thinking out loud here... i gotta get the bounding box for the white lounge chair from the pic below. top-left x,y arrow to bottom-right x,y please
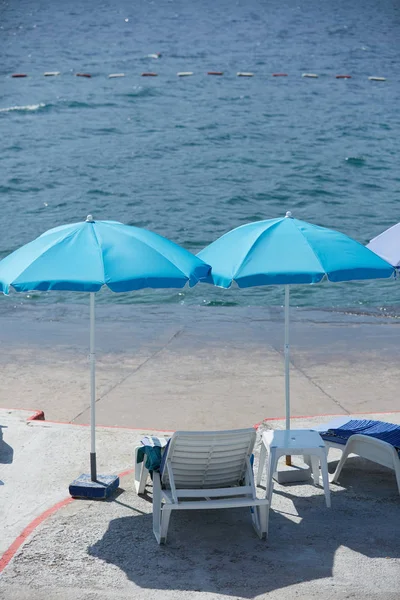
140,428 -> 269,544
315,416 -> 400,494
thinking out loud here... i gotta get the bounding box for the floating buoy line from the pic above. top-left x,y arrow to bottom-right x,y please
8,71 -> 387,81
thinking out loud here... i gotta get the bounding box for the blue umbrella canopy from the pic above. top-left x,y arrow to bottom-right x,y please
198,212 -> 394,438
0,216 -> 210,293
198,212 -> 394,287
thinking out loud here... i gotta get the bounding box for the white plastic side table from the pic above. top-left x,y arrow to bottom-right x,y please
256,429 -> 331,507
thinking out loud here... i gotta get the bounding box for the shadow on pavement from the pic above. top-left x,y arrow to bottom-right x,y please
0,425 -> 13,465
88,463 -> 400,598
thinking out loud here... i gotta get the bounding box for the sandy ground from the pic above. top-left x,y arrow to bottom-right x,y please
0,412 -> 399,600
0,304 -> 399,430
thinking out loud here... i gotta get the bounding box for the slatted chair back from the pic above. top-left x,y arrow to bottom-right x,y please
160,428 -> 256,490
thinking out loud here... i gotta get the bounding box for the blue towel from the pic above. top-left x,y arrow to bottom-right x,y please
136,445 -> 163,474
137,436 -> 170,474
321,419 -> 400,457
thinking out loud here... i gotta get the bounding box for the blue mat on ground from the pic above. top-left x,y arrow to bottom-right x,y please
321,419 -> 400,457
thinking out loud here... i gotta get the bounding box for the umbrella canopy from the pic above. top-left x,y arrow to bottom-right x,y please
0,216 -> 211,481
367,222 -> 400,267
198,212 -> 394,430
0,216 -> 209,293
198,212 -> 394,288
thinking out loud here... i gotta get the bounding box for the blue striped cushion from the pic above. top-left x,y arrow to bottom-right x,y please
321,419 -> 400,457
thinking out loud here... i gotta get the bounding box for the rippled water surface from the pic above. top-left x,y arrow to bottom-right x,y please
1,0 -> 400,311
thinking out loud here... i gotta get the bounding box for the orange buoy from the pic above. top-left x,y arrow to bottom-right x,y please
207,71 -> 223,75
76,73 -> 92,78
272,73 -> 288,77
11,73 -> 27,78
141,72 -> 158,76
336,75 -> 352,79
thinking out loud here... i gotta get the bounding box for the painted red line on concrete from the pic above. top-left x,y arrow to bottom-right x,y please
1,407 -> 174,434
40,419 -> 175,434
0,498 -> 74,573
3,405 -> 400,435
118,467 -> 135,479
1,407 -> 46,421
253,410 -> 400,430
0,467 -> 134,573
28,410 -> 45,421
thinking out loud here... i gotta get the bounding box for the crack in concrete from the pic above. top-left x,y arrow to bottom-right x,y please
270,344 -> 350,415
70,328 -> 185,424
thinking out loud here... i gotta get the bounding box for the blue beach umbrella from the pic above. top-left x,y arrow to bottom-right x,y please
198,211 -> 394,430
0,215 -> 210,482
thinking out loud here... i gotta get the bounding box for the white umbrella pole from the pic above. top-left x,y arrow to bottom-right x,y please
90,292 -> 97,481
284,285 -> 290,430
284,285 -> 291,466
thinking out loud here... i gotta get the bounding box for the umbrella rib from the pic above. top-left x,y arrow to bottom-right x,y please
89,224 -> 106,284
2,228 -> 81,292
294,225 -> 328,279
233,220 -> 283,282
120,230 -> 190,282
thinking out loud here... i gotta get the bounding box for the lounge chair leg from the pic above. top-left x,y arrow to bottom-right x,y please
394,461 -> 400,496
330,446 -> 351,483
160,506 -> 172,544
252,504 -> 268,540
152,472 -> 163,544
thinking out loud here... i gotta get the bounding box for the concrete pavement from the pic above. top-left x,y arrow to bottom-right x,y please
0,410 -> 399,599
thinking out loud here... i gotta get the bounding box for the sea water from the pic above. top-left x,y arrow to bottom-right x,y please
1,0 -> 400,314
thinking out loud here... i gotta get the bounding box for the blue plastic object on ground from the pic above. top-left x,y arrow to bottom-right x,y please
69,474 -> 120,499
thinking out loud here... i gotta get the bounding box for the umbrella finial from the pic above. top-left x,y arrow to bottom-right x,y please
86,215 -> 95,223
285,211 -> 293,218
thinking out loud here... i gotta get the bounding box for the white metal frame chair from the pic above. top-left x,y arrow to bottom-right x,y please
145,428 -> 269,544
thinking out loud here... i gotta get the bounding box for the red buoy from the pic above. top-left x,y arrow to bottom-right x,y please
207,71 -> 224,75
11,73 -> 27,78
76,73 -> 92,78
336,75 -> 352,79
141,72 -> 158,76
272,73 -> 288,77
